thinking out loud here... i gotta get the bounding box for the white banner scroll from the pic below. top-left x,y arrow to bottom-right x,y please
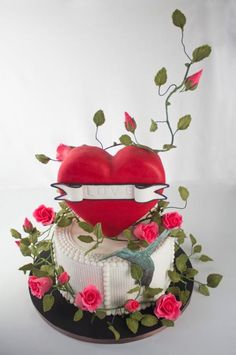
51,183 -> 168,203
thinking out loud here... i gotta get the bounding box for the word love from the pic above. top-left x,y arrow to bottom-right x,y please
52,183 -> 168,203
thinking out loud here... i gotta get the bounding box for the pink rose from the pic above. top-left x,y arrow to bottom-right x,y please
185,69 -> 203,90
58,271 -> 70,285
74,285 -> 103,312
28,276 -> 53,299
56,144 -> 74,161
33,204 -> 55,226
133,222 -> 159,244
161,212 -> 183,229
15,240 -> 21,247
124,112 -> 137,133
124,299 -> 140,313
154,293 -> 182,321
23,218 -> 33,233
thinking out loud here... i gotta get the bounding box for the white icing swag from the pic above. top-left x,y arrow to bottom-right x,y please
52,183 -> 168,203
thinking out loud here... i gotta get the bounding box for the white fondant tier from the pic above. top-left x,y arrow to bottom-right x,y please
53,220 -> 175,315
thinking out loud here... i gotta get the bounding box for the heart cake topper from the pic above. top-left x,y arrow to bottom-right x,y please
53,145 -> 167,237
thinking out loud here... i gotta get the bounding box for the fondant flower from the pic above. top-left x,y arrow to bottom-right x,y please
184,69 -> 203,90
154,293 -> 182,321
56,144 -> 74,161
28,276 -> 53,299
124,112 -> 137,133
33,205 -> 55,226
161,212 -> 183,229
124,299 -> 140,313
23,218 -> 33,233
74,285 -> 103,312
15,240 -> 21,247
58,271 -> 70,285
133,222 -> 159,244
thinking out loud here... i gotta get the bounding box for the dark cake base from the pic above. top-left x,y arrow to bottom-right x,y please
29,247 -> 193,343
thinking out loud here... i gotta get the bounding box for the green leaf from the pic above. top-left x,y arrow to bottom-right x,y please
32,268 -> 49,277
77,235 -> 94,243
154,67 -> 167,86
59,201 -> 67,210
123,229 -> 133,240
150,119 -> 158,132
78,221 -> 94,233
35,154 -> 50,164
119,134 -> 132,146
130,311 -> 143,321
192,45 -> 212,63
177,115 -> 191,130
167,286 -> 180,297
29,230 -> 40,244
19,243 -> 31,257
127,286 -> 140,294
130,263 -> 143,281
139,239 -> 149,248
172,9 -> 186,29
158,200 -> 169,210
94,223 -> 103,240
127,240 -> 140,251
126,318 -> 139,334
95,309 -> 106,319
57,217 -> 72,227
161,319 -> 174,327
163,144 -> 176,151
40,264 -> 55,277
185,267 -> 199,278
141,314 -> 158,327
37,241 -> 51,253
171,230 -> 186,244
198,284 -> 210,296
10,228 -> 21,239
207,274 -> 223,288
108,325 -> 120,341
57,265 -> 64,274
19,263 -> 34,273
175,254 -> 188,273
73,309 -> 83,321
168,270 -> 181,283
143,287 -> 163,298
43,294 -> 54,312
180,290 -> 190,305
178,186 -> 189,201
93,109 -> 105,126
193,244 -> 202,254
199,254 -> 213,262
189,234 -> 197,246
21,237 -> 31,246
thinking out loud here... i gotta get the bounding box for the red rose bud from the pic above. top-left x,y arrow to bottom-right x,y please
184,69 -> 203,91
23,218 -> 33,233
15,240 -> 21,247
56,144 -> 74,161
58,271 -> 70,285
124,112 -> 137,133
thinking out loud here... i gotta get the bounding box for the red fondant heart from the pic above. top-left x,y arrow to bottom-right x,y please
57,145 -> 166,237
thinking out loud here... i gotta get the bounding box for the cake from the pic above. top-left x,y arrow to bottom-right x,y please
11,9 -> 222,342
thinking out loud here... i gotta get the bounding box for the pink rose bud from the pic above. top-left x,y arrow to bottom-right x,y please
33,204 -> 55,226
56,144 -> 74,161
23,218 -> 33,233
28,276 -> 53,299
133,222 -> 159,244
74,285 -> 103,312
15,240 -> 21,247
161,212 -> 183,229
124,112 -> 137,133
184,69 -> 203,91
58,271 -> 70,285
154,293 -> 182,321
124,299 -> 140,313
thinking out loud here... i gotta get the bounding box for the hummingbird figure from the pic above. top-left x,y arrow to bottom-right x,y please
101,229 -> 170,287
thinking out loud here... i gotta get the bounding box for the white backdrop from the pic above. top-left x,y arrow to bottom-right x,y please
0,0 -> 236,189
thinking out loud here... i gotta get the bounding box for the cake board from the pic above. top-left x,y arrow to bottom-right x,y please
29,246 -> 194,344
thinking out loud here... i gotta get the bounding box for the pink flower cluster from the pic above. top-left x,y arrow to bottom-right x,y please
133,222 -> 159,244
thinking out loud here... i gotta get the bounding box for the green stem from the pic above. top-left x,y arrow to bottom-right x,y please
165,200 -> 187,210
95,126 -> 104,149
180,29 -> 192,61
104,143 -> 122,151
158,84 -> 177,96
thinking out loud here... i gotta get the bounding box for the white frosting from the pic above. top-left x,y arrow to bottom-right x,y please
53,220 -> 175,315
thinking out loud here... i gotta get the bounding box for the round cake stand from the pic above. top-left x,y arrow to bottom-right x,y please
29,247 -> 194,344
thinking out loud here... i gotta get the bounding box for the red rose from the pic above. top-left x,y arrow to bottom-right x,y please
124,112 -> 137,133
33,204 -> 55,226
133,222 -> 159,244
154,293 -> 182,321
58,271 -> 70,285
28,276 -> 53,299
162,212 -> 183,229
23,218 -> 33,233
124,299 -> 140,313
56,144 -> 74,161
74,285 -> 103,312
